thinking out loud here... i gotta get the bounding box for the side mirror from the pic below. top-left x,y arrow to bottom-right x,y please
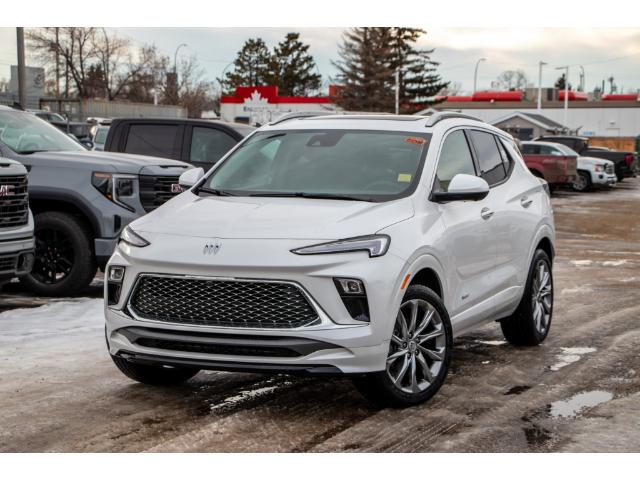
179,167 -> 205,189
81,139 -> 94,150
431,174 -> 489,203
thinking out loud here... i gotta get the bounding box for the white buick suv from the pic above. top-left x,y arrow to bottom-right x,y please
104,112 -> 555,407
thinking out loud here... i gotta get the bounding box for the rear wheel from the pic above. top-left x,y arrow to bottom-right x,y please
111,355 -> 200,385
353,285 -> 452,407
572,171 -> 591,192
20,211 -> 97,297
500,249 -> 553,346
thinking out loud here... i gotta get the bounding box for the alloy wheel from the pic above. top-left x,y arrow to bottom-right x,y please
531,260 -> 552,334
31,228 -> 75,284
386,299 -> 446,394
573,173 -> 588,191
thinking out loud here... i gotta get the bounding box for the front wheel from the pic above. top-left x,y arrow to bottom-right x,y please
572,171 -> 591,192
353,285 -> 453,407
500,249 -> 553,346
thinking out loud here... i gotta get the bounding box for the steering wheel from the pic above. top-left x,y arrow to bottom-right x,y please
362,180 -> 400,192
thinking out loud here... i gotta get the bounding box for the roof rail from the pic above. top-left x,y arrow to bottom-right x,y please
424,111 -> 483,127
269,110 -> 336,125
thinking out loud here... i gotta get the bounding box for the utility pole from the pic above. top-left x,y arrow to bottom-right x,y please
473,58 -> 486,93
16,28 -> 27,109
395,68 -> 400,115
537,61 -> 547,111
556,66 -> 569,128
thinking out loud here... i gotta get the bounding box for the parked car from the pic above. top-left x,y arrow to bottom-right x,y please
0,158 -> 35,287
534,135 -> 637,182
105,112 -> 555,407
28,109 -> 94,149
573,156 -> 617,192
104,118 -> 255,169
92,126 -> 110,151
0,105 -> 190,296
520,141 -> 578,189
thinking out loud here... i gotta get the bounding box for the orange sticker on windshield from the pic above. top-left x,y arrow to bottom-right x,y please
404,137 -> 426,145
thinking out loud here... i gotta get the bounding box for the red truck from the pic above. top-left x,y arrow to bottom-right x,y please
520,141 -> 578,189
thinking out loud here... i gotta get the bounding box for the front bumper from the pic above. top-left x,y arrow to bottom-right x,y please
104,235 -> 409,374
591,171 -> 617,187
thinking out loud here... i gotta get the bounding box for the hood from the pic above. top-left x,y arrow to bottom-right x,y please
132,192 -> 415,240
578,156 -> 613,167
25,150 -> 190,174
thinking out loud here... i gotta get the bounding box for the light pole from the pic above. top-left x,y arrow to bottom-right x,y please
395,68 -> 400,114
579,65 -> 585,92
537,61 -> 547,112
473,58 -> 486,93
174,43 -> 188,73
556,66 -> 569,128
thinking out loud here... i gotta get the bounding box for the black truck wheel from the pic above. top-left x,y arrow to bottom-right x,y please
20,211 -> 97,297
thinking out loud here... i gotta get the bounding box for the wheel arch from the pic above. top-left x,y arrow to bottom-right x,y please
29,192 -> 101,240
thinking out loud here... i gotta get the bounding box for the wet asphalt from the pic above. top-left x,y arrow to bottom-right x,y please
0,178 -> 639,452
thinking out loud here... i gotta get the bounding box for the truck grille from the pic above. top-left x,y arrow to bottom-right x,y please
138,175 -> 181,213
605,163 -> 614,174
0,252 -> 18,273
129,275 -> 319,329
0,174 -> 29,228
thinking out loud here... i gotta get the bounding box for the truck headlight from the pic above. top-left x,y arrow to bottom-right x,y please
119,226 -> 150,247
594,164 -> 605,172
291,235 -> 390,258
92,172 -> 136,212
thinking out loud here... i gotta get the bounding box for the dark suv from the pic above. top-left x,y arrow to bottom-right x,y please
104,118 -> 254,169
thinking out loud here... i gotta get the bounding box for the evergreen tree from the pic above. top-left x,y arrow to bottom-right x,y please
220,38 -> 274,94
555,73 -> 572,91
332,28 -> 395,112
271,33 -> 321,96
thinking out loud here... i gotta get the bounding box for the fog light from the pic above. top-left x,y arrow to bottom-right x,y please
108,266 -> 126,283
334,277 -> 370,322
335,278 -> 365,295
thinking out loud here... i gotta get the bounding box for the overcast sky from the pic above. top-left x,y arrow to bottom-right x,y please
1,27 -> 639,94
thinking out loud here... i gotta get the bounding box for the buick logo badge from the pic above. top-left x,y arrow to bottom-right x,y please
203,240 -> 222,255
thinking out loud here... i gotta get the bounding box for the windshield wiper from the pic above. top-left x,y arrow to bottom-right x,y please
248,192 -> 373,202
196,187 -> 238,197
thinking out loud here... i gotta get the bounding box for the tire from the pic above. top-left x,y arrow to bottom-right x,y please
572,171 -> 591,192
500,249 -> 553,346
20,211 -> 97,297
111,355 -> 200,386
352,285 -> 453,408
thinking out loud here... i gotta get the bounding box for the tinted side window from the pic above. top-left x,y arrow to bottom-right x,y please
124,124 -> 179,158
189,127 -> 237,165
496,137 -> 514,174
521,144 -> 539,155
434,130 -> 476,191
469,130 -> 507,186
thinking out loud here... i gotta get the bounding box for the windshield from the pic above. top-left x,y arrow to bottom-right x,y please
203,129 -> 431,202
94,127 -> 109,144
553,143 -> 579,156
0,110 -> 85,153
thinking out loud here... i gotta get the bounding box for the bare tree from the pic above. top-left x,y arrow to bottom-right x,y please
497,69 -> 528,91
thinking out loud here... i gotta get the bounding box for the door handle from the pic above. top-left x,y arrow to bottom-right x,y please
520,196 -> 533,208
480,207 -> 494,220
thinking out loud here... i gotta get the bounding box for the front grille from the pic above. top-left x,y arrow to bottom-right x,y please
0,252 -> 18,273
605,163 -> 614,174
135,338 -> 300,357
0,175 -> 29,228
129,275 -> 319,329
138,175 -> 180,213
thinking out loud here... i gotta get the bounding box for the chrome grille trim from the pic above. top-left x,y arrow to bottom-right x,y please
127,274 -> 324,330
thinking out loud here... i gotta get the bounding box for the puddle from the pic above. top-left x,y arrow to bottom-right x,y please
549,347 -> 597,371
505,385 -> 532,396
549,390 -> 613,418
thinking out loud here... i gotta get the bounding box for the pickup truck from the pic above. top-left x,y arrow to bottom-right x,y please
520,141 -> 578,189
0,105 -> 190,296
104,118 -> 254,169
534,135 -> 637,182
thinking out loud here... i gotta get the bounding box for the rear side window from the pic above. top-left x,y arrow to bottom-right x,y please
434,130 -> 476,191
495,137 -> 514,174
521,143 -> 539,155
124,124 -> 180,158
189,127 -> 237,165
469,130 -> 507,186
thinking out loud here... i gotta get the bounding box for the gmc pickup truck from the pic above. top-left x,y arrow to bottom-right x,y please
534,135 -> 637,182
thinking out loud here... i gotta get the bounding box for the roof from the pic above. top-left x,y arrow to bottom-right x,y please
490,111 -> 568,131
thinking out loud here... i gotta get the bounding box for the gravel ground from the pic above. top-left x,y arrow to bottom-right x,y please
1,179 -> 638,452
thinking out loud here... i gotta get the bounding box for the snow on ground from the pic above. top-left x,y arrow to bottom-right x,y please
0,299 -> 104,344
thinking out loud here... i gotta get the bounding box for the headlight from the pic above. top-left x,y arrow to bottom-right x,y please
92,172 -> 136,212
291,235 -> 390,258
119,226 -> 150,247
594,164 -> 605,172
